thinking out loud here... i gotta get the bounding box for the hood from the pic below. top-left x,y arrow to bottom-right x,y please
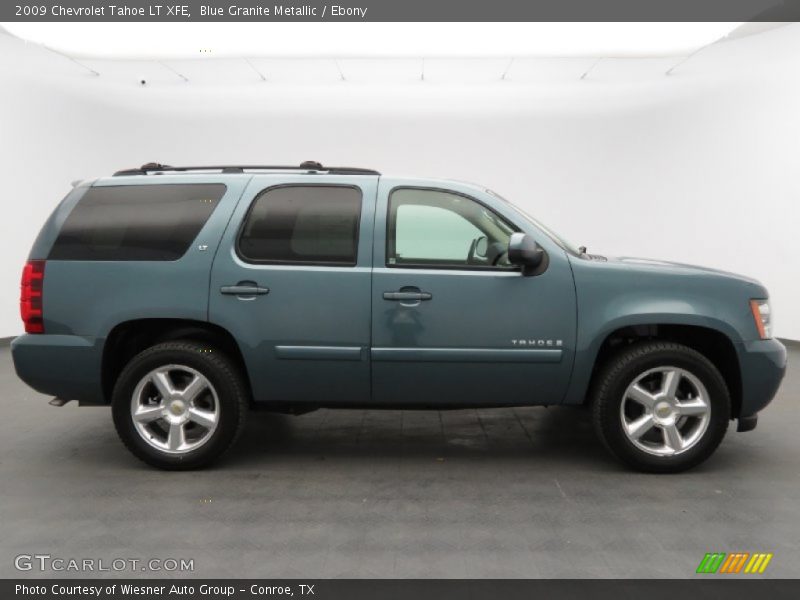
608,256 -> 762,286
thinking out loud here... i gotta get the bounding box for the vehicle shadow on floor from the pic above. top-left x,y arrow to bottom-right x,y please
39,403 -> 747,474
216,405 -> 750,474
219,407 -> 616,470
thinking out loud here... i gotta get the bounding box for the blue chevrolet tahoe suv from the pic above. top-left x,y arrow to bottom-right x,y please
12,162 -> 787,472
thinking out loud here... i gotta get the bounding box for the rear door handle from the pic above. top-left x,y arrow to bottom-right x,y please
383,291 -> 432,301
220,284 -> 270,296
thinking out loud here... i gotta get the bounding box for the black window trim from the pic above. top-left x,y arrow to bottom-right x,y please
235,183 -> 364,267
385,185 -> 529,273
48,182 -> 228,262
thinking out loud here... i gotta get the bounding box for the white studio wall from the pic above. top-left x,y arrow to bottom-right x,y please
1,24 -> 799,340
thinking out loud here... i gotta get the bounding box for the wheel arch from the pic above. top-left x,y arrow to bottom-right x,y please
568,319 -> 743,418
101,318 -> 251,405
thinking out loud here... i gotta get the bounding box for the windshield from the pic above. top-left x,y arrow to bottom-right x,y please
485,189 -> 582,256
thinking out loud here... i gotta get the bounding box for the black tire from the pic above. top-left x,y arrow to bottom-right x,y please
591,341 -> 730,473
111,341 -> 248,470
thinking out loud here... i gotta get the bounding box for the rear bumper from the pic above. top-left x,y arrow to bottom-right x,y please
11,334 -> 105,404
737,338 -> 787,419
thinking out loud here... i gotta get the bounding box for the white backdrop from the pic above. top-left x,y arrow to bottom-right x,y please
1,25 -> 799,339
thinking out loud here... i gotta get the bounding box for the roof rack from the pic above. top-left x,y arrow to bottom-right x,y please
113,161 -> 380,177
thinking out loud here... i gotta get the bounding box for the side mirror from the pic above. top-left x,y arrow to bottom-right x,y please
508,232 -> 545,274
474,236 -> 489,258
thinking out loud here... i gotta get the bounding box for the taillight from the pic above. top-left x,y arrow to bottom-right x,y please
20,260 -> 45,334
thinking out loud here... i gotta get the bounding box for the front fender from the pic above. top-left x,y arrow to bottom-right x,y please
562,312 -> 742,406
562,256 -> 762,406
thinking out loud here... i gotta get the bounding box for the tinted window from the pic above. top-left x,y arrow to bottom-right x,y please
387,188 -> 517,269
238,186 -> 362,265
50,184 -> 225,261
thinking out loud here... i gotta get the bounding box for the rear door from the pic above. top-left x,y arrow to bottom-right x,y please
209,174 -> 377,405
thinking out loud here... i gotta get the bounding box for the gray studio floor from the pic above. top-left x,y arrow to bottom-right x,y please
0,343 -> 797,579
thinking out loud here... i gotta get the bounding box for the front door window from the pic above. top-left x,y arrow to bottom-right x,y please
387,188 -> 517,270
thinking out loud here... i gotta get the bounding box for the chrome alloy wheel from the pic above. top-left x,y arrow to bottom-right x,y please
620,366 -> 711,457
130,365 -> 220,455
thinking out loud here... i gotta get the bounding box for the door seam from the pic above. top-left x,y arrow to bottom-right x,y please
368,176 -> 381,403
205,176 -> 254,322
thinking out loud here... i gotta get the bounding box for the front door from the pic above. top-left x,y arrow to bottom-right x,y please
209,175 -> 377,405
370,181 -> 576,406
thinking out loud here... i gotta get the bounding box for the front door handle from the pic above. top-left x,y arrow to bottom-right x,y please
221,284 -> 270,296
383,291 -> 432,301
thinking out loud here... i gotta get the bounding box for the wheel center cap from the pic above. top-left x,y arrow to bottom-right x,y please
654,401 -> 674,422
169,400 -> 186,416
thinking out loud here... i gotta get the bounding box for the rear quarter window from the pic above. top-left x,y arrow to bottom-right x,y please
49,183 -> 226,261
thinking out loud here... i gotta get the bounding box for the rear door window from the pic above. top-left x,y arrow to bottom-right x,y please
49,183 -> 225,261
237,185 -> 362,266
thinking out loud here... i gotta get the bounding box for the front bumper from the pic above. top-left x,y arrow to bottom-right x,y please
11,334 -> 105,404
737,414 -> 758,432
737,338 -> 787,420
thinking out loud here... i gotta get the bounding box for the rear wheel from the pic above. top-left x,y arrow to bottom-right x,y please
112,341 -> 248,470
591,342 -> 730,473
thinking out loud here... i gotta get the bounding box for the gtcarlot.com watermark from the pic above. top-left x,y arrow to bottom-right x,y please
14,554 -> 194,573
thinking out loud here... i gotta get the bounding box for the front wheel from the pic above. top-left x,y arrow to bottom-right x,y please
591,342 -> 730,473
112,341 -> 248,470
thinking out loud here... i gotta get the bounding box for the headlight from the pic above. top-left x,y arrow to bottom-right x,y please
750,299 -> 772,339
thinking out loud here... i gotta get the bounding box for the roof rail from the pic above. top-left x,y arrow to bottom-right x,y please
113,161 -> 380,177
